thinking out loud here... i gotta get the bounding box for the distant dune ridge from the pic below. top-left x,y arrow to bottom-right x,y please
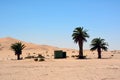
0,37 -> 59,50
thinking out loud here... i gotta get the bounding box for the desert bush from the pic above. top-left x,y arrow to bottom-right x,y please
25,55 -> 35,59
34,58 -> 38,61
71,55 -> 87,59
47,55 -> 49,57
36,54 -> 45,58
75,55 -> 79,57
72,51 -> 75,53
71,55 -> 75,58
111,55 -> 114,56
71,55 -> 79,58
46,51 -> 48,53
34,54 -> 45,62
33,53 -> 36,54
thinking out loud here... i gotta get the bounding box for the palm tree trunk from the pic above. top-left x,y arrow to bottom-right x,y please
79,41 -> 83,59
97,48 -> 101,59
17,54 -> 20,60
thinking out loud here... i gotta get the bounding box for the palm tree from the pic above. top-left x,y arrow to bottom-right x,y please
72,27 -> 89,59
11,42 -> 26,60
90,38 -> 108,59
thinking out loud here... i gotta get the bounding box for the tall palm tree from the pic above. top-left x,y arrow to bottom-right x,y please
90,38 -> 108,59
72,27 -> 89,59
11,42 -> 26,60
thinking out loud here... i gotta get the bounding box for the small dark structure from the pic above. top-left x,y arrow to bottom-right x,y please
54,50 -> 66,59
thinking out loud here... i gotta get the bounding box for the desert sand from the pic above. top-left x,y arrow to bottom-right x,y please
0,37 -> 120,80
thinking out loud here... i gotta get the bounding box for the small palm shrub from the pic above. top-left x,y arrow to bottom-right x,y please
10,42 -> 25,60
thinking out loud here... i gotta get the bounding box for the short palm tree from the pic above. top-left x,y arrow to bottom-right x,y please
11,42 -> 26,60
72,27 -> 89,59
90,38 -> 108,59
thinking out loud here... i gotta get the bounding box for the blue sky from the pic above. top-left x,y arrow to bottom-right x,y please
0,0 -> 120,50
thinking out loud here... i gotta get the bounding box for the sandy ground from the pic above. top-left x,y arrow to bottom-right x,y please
0,50 -> 120,80
0,58 -> 120,80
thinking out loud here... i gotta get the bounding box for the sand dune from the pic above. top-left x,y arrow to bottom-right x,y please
0,37 -> 59,50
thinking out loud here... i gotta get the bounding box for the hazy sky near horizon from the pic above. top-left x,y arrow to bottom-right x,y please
0,0 -> 120,50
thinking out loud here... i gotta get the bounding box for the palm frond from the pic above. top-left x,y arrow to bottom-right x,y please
90,46 -> 98,51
